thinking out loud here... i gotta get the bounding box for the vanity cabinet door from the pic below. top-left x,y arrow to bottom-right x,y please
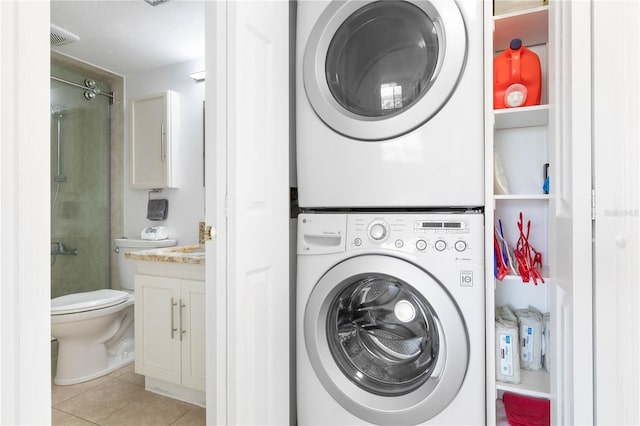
135,274 -> 182,385
180,279 -> 206,391
130,91 -> 179,189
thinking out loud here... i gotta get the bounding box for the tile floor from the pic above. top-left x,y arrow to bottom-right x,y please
52,363 -> 205,425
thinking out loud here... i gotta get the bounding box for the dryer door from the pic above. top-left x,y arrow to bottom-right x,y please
303,0 -> 467,141
304,255 -> 469,425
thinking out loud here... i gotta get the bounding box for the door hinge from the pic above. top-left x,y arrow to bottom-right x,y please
591,188 -> 596,221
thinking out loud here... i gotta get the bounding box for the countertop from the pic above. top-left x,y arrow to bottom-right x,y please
125,245 -> 205,265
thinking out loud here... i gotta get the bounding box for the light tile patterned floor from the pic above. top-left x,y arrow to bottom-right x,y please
52,364 -> 205,426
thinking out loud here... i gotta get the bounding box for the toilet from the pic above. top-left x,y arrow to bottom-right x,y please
51,238 -> 177,385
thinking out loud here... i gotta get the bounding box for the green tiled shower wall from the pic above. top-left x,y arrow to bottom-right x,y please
50,52 -> 124,298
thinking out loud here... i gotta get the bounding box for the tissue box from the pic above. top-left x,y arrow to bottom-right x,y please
141,226 -> 169,240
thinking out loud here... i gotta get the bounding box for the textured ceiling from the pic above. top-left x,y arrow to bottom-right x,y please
50,0 -> 205,76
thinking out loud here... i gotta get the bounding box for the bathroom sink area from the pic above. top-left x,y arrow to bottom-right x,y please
164,245 -> 205,254
125,244 -> 205,265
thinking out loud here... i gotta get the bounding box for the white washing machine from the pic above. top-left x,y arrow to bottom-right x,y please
297,212 -> 485,425
296,0 -> 484,208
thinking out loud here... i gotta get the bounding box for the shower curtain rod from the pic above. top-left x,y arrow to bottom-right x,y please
50,75 -> 114,100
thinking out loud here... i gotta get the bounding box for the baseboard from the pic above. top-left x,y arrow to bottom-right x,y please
145,376 -> 206,408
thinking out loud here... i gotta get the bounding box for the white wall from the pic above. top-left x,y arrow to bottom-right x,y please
124,59 -> 206,245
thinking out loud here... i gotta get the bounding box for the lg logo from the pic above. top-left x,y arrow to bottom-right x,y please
460,271 -> 473,287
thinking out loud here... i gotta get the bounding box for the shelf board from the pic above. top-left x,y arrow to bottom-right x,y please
494,105 -> 549,129
497,369 -> 550,399
499,265 -> 550,283
494,194 -> 550,200
494,6 -> 549,50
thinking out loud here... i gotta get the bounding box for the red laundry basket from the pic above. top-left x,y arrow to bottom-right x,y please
502,392 -> 550,426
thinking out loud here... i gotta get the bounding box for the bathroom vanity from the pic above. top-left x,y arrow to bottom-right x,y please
127,245 -> 205,407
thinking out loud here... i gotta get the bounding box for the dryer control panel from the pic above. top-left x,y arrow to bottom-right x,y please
346,213 -> 484,263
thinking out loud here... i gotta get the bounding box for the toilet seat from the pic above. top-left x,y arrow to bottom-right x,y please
52,289 -> 129,315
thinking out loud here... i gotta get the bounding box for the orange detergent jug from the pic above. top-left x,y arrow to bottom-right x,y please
494,39 -> 541,109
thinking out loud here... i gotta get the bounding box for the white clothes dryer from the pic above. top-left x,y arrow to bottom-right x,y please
296,0 -> 484,208
297,212 -> 485,425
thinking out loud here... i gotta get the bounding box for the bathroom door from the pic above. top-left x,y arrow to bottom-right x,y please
205,1 -> 290,424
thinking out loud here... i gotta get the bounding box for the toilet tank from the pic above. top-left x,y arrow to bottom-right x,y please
114,238 -> 177,291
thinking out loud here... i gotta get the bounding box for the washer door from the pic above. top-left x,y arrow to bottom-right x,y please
303,0 -> 468,141
304,255 -> 469,425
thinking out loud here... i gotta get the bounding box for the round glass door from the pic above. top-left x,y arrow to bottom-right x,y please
326,1 -> 439,118
327,275 -> 440,396
304,255 -> 469,424
303,0 -> 467,140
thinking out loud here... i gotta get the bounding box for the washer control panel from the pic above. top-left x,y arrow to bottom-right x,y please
346,213 -> 483,262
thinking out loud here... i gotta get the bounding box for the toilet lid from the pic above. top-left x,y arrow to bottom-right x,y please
51,289 -> 129,315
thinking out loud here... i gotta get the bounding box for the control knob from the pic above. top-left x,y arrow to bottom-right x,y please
368,221 -> 389,242
455,240 -> 467,252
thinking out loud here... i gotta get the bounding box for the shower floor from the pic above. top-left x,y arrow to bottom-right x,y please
51,364 -> 205,425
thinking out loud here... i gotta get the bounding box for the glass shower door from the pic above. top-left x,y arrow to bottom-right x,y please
50,64 -> 111,298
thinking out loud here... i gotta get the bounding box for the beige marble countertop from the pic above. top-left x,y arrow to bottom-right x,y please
125,245 -> 205,265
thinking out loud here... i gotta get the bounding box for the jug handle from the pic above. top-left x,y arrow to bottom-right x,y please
511,49 -> 522,81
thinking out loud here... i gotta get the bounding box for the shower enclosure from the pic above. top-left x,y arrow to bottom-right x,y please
50,62 -> 112,298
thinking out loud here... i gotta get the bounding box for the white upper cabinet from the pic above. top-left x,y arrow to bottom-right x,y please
130,90 -> 180,189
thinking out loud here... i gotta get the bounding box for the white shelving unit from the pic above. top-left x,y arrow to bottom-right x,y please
494,104 -> 549,129
485,2 -> 552,424
494,194 -> 549,200
497,369 -> 551,399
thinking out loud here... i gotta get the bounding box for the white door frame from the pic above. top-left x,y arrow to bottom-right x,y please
0,1 -> 51,424
204,1 -> 228,423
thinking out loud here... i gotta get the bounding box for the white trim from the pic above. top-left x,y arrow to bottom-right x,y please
0,1 -> 51,424
205,1 -> 228,424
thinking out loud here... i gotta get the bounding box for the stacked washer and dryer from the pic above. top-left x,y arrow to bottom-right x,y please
296,1 -> 486,425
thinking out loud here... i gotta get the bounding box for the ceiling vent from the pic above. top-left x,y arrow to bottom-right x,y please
50,24 -> 80,46
144,0 -> 170,6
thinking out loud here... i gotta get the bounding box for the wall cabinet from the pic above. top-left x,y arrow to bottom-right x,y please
130,90 -> 180,189
485,3 -> 552,423
135,274 -> 205,392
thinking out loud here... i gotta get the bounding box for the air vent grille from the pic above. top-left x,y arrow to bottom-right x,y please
50,24 -> 79,46
144,0 -> 170,5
